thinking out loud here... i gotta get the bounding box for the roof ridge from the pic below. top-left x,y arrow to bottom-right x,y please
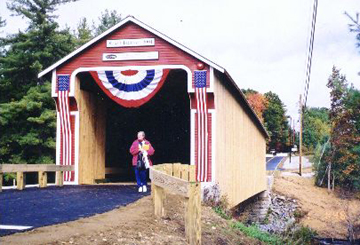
38,15 -> 224,78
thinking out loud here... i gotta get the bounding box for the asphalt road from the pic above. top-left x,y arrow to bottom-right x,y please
266,156 -> 285,171
0,185 -> 149,236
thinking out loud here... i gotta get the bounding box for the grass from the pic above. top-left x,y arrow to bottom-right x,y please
213,206 -> 283,244
213,205 -> 317,245
231,222 -> 283,244
213,206 -> 231,220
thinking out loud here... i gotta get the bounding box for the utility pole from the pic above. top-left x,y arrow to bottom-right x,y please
287,116 -> 292,163
289,119 -> 292,163
299,95 -> 303,176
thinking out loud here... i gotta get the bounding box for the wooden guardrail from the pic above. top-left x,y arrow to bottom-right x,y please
0,164 -> 74,191
150,163 -> 201,245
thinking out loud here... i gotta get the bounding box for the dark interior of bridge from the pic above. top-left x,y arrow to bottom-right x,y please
79,69 -> 190,182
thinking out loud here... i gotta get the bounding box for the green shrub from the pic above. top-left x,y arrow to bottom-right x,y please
285,226 -> 317,245
3,173 -> 16,185
231,222 -> 283,244
213,206 -> 231,220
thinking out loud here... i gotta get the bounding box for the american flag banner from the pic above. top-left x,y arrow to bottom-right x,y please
57,75 -> 72,181
194,70 -> 209,182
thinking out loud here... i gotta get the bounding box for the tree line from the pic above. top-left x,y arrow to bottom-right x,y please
0,0 -> 121,165
243,11 -> 360,191
1,0 -> 359,192
313,13 -> 360,191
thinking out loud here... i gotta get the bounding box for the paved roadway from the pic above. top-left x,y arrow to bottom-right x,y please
0,185 -> 149,236
266,156 -> 285,171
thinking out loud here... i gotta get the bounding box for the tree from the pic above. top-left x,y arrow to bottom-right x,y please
0,16 -> 5,29
0,15 -> 6,61
324,66 -> 360,190
263,91 -> 289,152
242,89 -> 289,151
0,0 -> 77,164
303,107 -> 330,152
7,0 -> 77,30
75,17 -> 93,47
242,89 -> 268,123
0,83 -> 56,163
75,10 -> 122,47
93,10 -> 121,36
345,12 -> 360,50
0,0 -> 77,102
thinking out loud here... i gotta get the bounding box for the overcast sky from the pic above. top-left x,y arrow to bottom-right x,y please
1,0 -> 359,128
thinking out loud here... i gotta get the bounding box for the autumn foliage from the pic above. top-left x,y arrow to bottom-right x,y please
244,92 -> 268,123
242,89 -> 289,152
322,67 -> 360,190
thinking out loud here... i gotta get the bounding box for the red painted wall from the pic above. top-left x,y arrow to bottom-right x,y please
56,22 -> 210,87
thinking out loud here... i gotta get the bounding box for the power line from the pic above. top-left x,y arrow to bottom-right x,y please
303,0 -> 319,109
298,0 -> 319,176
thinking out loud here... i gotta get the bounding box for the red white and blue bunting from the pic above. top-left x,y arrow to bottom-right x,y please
90,69 -> 169,108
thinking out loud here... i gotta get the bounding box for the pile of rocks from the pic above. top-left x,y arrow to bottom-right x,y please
248,193 -> 299,234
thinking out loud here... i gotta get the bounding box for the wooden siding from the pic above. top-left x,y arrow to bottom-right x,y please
214,71 -> 266,207
74,76 -> 106,184
56,22 -> 209,86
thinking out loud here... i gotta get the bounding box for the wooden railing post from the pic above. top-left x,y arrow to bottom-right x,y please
185,182 -> 201,245
189,165 -> 196,182
150,164 -> 201,245
180,165 -> 189,180
17,172 -> 25,190
153,184 -> 165,217
56,171 -> 64,187
38,171 -> 47,188
173,163 -> 181,178
0,173 -> 3,192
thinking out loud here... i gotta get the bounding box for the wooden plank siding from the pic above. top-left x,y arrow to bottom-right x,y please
74,76 -> 106,184
214,71 -> 266,207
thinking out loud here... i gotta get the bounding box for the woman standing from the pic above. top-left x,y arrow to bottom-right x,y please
129,131 -> 155,192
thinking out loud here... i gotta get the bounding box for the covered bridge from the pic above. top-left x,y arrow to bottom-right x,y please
38,16 -> 268,207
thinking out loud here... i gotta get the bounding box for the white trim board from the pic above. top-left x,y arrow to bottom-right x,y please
68,65 -> 193,97
38,16 -> 224,78
190,109 -> 196,166
208,66 -> 214,93
0,225 -> 33,230
68,65 -> 192,183
51,69 -> 57,97
56,110 -> 60,166
208,109 -> 216,183
72,111 -> 79,185
2,183 -> 57,190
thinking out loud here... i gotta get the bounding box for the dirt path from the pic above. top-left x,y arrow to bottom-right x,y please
2,194 -> 262,245
273,174 -> 360,239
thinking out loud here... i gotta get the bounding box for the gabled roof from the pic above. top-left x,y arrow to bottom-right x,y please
38,15 -> 224,78
38,15 -> 268,138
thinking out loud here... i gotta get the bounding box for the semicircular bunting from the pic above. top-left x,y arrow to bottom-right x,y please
90,68 -> 169,108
